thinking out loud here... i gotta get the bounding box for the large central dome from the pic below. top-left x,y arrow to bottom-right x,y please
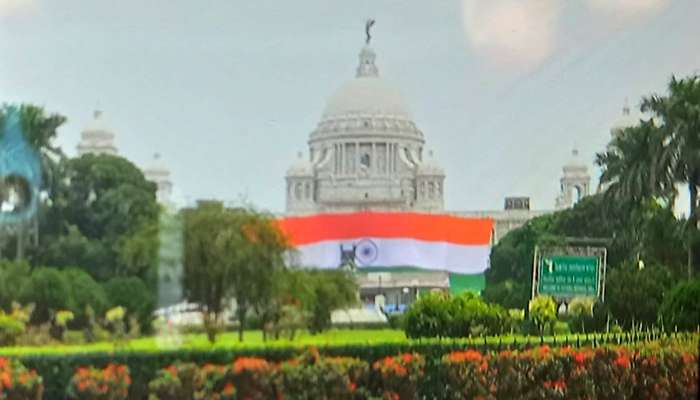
310,46 -> 422,143
322,74 -> 412,120
287,33 -> 444,214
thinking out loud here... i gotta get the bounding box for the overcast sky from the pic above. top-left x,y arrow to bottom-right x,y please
2,0 -> 699,212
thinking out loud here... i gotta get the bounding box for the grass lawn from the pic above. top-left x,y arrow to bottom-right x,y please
0,328 -> 667,357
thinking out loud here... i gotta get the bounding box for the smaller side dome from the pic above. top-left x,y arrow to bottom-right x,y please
286,151 -> 314,177
417,150 -> 445,176
611,102 -> 639,137
562,148 -> 589,176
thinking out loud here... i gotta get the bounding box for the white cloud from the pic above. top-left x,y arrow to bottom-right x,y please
588,0 -> 670,18
462,0 -> 562,71
0,0 -> 36,19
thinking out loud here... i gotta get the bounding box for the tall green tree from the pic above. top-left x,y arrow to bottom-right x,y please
183,202 -> 290,342
641,75 -> 700,278
32,154 -> 159,281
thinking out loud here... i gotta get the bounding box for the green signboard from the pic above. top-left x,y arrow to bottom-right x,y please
538,255 -> 599,298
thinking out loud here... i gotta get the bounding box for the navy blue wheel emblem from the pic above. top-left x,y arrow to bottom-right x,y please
355,239 -> 378,265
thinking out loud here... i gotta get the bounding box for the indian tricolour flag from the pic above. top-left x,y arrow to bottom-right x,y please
279,212 -> 493,275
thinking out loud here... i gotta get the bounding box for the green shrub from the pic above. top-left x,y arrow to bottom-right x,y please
63,268 -> 108,329
553,321 -> 570,335
278,349 -> 369,399
0,260 -> 30,311
0,311 -> 25,346
567,297 -> 596,333
104,277 -> 155,333
20,267 -> 72,324
605,263 -> 674,329
0,357 -> 44,399
148,362 -> 198,400
404,292 -> 451,339
660,278 -> 700,331
528,296 -> 557,335
404,292 -> 508,339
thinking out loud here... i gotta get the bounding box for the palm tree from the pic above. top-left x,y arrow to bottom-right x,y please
641,75 -> 700,279
596,120 -> 675,262
597,120 -> 673,206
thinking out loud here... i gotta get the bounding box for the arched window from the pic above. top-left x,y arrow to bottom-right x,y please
428,182 -> 435,199
360,153 -> 371,169
571,185 -> 583,205
294,183 -> 302,200
304,183 -> 311,199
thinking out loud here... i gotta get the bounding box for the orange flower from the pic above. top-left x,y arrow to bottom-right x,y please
401,353 -> 414,363
553,379 -> 566,391
448,350 -> 483,363
1,371 -> 12,389
223,383 -> 235,395
559,346 -> 573,356
574,352 -> 586,366
348,382 -> 357,392
233,357 -> 269,373
614,355 -> 630,369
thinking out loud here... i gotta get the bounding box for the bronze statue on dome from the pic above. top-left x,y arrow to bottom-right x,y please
365,18 -> 375,45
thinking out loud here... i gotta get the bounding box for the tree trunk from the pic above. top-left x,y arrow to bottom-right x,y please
688,182 -> 697,280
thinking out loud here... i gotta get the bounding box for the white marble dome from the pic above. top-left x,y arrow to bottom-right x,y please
322,75 -> 412,120
417,150 -> 444,176
310,46 -> 423,144
611,104 -> 640,137
82,110 -> 115,137
77,110 -> 118,156
286,152 -> 314,177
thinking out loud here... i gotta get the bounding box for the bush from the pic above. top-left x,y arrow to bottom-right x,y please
66,364 -> 131,400
404,292 -> 451,339
16,335 -> 699,399
372,353 -> 425,400
660,278 -> 700,331
103,277 -> 155,332
0,260 -> 30,311
404,292 -> 508,339
605,263 -> 674,329
566,297 -> 596,334
20,267 -> 72,324
0,311 -> 25,346
148,362 -> 198,400
0,357 -> 43,399
63,268 -> 109,329
278,348 -> 369,399
528,296 -> 557,335
442,344 -> 698,399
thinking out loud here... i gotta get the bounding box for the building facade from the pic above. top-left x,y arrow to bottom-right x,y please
286,45 -> 445,214
285,40 -> 590,245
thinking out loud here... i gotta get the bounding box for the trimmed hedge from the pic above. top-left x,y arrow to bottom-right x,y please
10,333 -> 699,399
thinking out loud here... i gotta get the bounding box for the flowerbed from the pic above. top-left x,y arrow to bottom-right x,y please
148,349 -> 389,400
0,357 -> 43,400
66,364 -> 131,400
5,336 -> 700,399
442,345 -> 698,400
